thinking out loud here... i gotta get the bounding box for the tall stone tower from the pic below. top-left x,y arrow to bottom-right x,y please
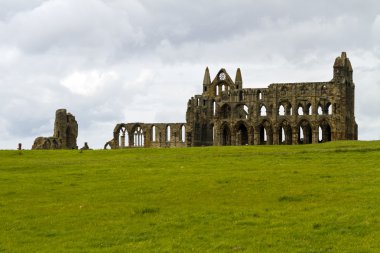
32,109 -> 78,150
332,52 -> 358,140
53,109 -> 78,149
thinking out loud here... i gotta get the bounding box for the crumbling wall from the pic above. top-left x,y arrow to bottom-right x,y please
186,52 -> 358,146
32,109 -> 78,150
105,123 -> 187,149
107,52 -> 358,148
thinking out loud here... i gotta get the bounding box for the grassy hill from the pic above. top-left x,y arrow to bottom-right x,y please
1,141 -> 380,252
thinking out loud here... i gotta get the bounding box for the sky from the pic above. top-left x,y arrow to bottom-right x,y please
0,0 -> 379,149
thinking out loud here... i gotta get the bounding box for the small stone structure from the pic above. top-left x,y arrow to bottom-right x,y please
32,109 -> 78,149
80,142 -> 91,150
107,52 -> 358,148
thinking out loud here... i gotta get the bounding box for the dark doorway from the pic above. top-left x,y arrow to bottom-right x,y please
237,124 -> 248,145
298,120 -> 312,144
221,124 -> 231,146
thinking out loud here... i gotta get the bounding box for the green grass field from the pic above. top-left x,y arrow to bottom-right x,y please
1,141 -> 380,252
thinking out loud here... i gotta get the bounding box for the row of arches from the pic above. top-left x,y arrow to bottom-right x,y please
278,84 -> 331,96
213,82 -> 265,100
218,119 -> 332,146
117,124 -> 186,148
216,101 -> 334,119
277,102 -> 333,116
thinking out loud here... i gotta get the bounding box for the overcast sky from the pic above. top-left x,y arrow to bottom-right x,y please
0,0 -> 379,149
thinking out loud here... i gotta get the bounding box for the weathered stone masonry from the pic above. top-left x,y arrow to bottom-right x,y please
32,109 -> 78,149
104,123 -> 187,149
107,52 -> 358,148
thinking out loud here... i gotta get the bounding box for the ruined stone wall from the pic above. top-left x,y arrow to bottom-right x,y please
107,52 -> 358,149
32,109 -> 78,150
186,52 -> 358,146
105,123 -> 186,149
53,109 -> 78,149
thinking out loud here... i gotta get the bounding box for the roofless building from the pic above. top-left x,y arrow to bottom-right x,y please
105,52 -> 358,148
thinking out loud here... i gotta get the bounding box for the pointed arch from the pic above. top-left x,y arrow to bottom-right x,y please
220,104 -> 231,119
120,126 -> 129,148
279,100 -> 292,116
297,103 -> 304,116
317,103 -> 323,115
220,123 -> 231,146
104,142 -> 112,150
258,120 -> 273,145
306,103 -> 312,115
260,105 -> 267,116
116,124 -> 129,148
279,120 -> 292,145
319,120 -> 332,143
235,121 -> 248,145
279,105 -> 285,116
132,125 -> 144,147
298,119 -> 312,144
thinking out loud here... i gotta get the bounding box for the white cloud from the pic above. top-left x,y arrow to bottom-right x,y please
0,0 -> 380,149
61,70 -> 119,96
0,0 -> 143,55
0,46 -> 21,66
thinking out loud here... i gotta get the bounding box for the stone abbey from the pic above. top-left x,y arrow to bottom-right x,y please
106,52 -> 358,149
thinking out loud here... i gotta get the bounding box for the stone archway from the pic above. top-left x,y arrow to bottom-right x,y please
298,119 -> 312,144
258,120 -> 273,145
220,104 -> 231,119
319,120 -> 332,142
221,123 -> 231,146
131,124 -> 145,147
279,120 -> 292,145
119,126 -> 128,148
235,122 -> 248,145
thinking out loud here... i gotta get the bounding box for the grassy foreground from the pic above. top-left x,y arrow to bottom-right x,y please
1,141 -> 380,252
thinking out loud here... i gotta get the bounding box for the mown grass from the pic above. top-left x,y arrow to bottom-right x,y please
0,141 -> 380,252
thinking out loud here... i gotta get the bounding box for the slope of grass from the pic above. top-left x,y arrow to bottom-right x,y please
1,141 -> 380,252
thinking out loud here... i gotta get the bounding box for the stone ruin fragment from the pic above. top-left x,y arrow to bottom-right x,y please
32,109 -> 78,150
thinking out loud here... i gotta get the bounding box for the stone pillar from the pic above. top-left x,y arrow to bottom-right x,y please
254,128 -> 260,145
248,127 -> 254,145
53,109 -> 68,148
273,125 -> 280,145
128,132 -> 133,147
292,127 -> 299,145
312,130 -> 319,144
231,128 -> 236,146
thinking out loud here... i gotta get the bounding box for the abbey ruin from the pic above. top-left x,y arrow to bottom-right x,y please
106,52 -> 358,149
32,109 -> 78,150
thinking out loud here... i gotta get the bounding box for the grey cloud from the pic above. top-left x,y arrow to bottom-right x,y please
0,0 -> 379,149
0,0 -> 46,21
0,0 -> 144,57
